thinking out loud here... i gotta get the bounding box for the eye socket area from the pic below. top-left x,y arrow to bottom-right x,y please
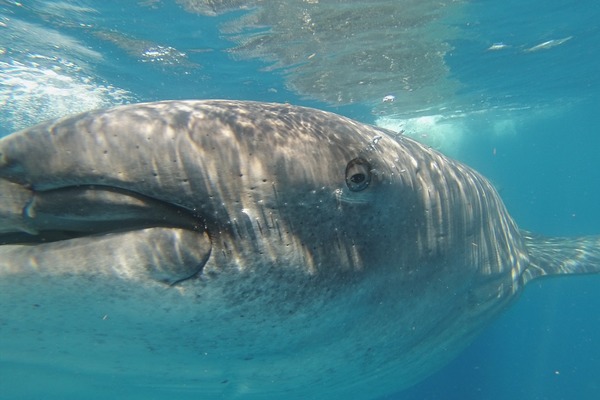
345,158 -> 372,192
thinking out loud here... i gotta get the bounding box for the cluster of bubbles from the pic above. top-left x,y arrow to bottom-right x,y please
0,54 -> 133,135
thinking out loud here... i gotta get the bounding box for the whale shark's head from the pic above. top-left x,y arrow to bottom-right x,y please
0,100 -> 530,399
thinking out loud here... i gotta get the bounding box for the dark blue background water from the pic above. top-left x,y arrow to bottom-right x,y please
1,0 -> 599,399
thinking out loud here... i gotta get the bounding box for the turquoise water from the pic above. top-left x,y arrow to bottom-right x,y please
1,1 -> 599,399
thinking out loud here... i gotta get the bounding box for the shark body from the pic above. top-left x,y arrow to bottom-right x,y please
0,100 -> 598,399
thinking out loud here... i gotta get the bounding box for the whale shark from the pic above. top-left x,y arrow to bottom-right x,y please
0,100 -> 598,399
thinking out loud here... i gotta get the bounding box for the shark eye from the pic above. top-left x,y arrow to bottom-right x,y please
345,158 -> 371,192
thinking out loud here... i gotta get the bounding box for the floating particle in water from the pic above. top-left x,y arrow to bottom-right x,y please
487,42 -> 510,51
524,36 -> 573,52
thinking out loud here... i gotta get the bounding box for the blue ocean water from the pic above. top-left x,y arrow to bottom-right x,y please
1,1 -> 599,399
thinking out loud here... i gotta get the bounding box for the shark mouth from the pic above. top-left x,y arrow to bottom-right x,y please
0,182 -> 211,285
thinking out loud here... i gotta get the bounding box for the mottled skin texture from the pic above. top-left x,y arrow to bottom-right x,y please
0,101 -> 597,399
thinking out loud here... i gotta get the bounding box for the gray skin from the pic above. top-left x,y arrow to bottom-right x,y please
0,100 -> 598,399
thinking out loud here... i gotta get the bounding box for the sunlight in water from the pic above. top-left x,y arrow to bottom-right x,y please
178,0 -> 466,114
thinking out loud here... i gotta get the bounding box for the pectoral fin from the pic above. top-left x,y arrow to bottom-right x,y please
521,231 -> 600,284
